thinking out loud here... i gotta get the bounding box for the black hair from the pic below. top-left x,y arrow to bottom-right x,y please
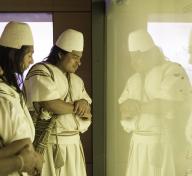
0,45 -> 31,93
45,45 -> 72,97
45,45 -> 68,66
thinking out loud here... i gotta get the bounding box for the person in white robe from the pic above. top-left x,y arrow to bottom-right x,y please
24,29 -> 92,176
119,29 -> 192,176
0,21 -> 43,176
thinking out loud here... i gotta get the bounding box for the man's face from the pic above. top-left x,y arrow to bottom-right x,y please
60,52 -> 82,73
130,48 -> 155,73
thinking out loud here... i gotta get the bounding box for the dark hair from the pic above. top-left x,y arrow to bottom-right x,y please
45,45 -> 68,66
0,45 -> 31,93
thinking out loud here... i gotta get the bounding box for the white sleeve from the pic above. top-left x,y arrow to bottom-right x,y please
118,79 -> 130,104
80,81 -> 92,104
71,76 -> 92,132
71,74 -> 92,104
78,79 -> 92,132
160,63 -> 192,101
0,98 -> 31,144
0,98 -> 13,143
119,79 -> 137,133
24,64 -> 60,103
186,112 -> 192,144
120,119 -> 136,133
77,117 -> 91,133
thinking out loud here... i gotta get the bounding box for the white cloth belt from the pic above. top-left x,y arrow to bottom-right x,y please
132,131 -> 168,143
48,134 -> 80,144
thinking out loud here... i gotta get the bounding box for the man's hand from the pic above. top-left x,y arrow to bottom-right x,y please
18,144 -> 43,176
74,99 -> 90,117
119,99 -> 141,119
80,112 -> 92,121
18,145 -> 37,175
32,152 -> 44,176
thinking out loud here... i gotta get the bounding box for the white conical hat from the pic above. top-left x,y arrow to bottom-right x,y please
56,29 -> 84,53
128,29 -> 155,52
0,21 -> 34,49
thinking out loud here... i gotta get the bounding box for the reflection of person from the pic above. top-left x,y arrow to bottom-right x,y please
188,30 -> 192,65
0,21 -> 43,175
24,29 -> 92,176
185,111 -> 192,176
119,29 -> 192,176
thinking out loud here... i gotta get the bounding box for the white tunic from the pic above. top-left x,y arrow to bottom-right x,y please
0,79 -> 35,176
24,63 -> 91,176
119,61 -> 192,176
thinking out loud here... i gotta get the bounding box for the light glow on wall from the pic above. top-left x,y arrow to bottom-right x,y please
148,22 -> 192,82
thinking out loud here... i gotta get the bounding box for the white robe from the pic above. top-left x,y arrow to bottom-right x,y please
119,61 -> 192,176
0,79 -> 35,176
24,63 -> 91,176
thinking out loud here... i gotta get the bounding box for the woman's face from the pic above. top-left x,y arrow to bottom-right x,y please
20,46 -> 34,72
59,52 -> 82,73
